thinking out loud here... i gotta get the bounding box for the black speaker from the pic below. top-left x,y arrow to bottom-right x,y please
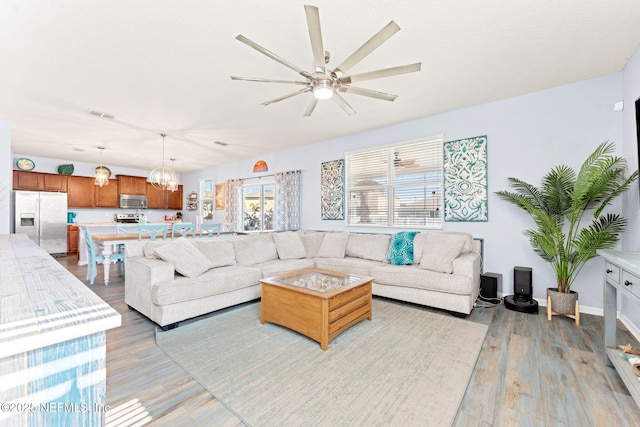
514,266 -> 532,301
480,273 -> 501,300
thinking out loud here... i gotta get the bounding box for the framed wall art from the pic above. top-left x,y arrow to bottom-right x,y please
320,159 -> 344,220
215,183 -> 225,210
443,135 -> 488,222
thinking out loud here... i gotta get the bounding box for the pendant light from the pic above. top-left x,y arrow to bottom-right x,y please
168,158 -> 178,192
94,146 -> 110,187
149,133 -> 177,191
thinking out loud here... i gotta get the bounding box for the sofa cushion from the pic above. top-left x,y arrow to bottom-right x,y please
256,258 -> 315,278
419,233 -> 467,273
297,231 -> 325,258
273,231 -> 307,260
371,264 -> 474,295
143,240 -> 169,259
192,239 -> 236,268
413,232 -> 474,263
316,232 -> 349,258
386,231 -> 418,265
152,265 -> 262,305
346,233 -> 391,262
313,257 -> 383,277
154,237 -> 214,278
232,234 -> 279,265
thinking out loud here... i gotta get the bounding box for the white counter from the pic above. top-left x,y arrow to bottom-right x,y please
0,234 -> 121,425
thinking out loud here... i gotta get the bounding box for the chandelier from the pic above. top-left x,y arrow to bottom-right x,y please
94,146 -> 110,187
149,133 -> 177,191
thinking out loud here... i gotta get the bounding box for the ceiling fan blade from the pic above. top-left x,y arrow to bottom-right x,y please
236,35 -> 311,78
333,94 -> 356,116
303,98 -> 319,117
231,76 -> 308,85
332,21 -> 400,78
341,63 -> 422,84
340,85 -> 397,102
304,5 -> 326,73
261,88 -> 311,106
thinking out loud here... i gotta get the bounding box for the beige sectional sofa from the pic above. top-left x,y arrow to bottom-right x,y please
124,230 -> 481,330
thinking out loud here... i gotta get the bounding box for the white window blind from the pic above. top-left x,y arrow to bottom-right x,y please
345,136 -> 443,228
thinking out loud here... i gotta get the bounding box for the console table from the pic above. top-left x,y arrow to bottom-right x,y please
598,249 -> 640,407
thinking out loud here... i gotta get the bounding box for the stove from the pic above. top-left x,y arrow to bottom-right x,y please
115,213 -> 142,223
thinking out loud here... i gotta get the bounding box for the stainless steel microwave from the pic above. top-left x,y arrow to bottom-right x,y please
119,194 -> 148,209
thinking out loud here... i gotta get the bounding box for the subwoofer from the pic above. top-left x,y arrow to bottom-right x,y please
480,273 -> 501,300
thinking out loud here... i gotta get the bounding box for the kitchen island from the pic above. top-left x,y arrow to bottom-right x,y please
0,234 -> 121,426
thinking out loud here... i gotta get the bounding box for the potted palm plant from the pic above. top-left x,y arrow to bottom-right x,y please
496,141 -> 638,318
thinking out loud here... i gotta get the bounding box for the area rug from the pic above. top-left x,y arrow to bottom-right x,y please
155,298 -> 488,426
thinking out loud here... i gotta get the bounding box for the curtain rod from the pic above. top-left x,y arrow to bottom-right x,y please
236,169 -> 301,182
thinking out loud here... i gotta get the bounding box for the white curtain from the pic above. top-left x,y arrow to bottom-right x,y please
224,179 -> 242,231
275,170 -> 301,231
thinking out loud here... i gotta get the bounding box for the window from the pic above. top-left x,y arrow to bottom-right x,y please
242,183 -> 275,232
345,136 -> 443,229
201,179 -> 214,221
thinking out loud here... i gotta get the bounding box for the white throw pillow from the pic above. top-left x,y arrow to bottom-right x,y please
154,237 -> 214,278
346,233 -> 391,262
192,239 -> 236,268
273,231 -> 307,260
297,231 -> 325,258
316,232 -> 349,258
419,233 -> 467,274
143,240 -> 170,259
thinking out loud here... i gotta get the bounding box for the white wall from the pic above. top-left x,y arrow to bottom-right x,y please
0,120 -> 11,233
182,72 -> 626,312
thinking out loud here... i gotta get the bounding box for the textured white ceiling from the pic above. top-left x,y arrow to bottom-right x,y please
2,0 -> 640,173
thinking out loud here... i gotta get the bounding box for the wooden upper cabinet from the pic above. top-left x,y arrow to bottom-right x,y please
67,176 -> 95,208
146,183 -> 183,210
167,185 -> 183,210
13,170 -> 67,192
118,175 -> 147,195
146,183 -> 165,209
95,179 -> 119,207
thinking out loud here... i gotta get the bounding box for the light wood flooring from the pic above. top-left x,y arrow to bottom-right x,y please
57,255 -> 640,426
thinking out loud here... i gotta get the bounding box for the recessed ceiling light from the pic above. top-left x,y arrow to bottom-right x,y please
89,110 -> 115,120
214,141 -> 229,146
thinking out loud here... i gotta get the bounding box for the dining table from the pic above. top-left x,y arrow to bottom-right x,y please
91,232 -> 148,284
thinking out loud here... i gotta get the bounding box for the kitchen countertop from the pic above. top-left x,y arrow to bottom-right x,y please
0,234 -> 121,359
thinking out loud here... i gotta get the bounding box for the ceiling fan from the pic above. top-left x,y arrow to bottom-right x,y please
231,5 -> 421,117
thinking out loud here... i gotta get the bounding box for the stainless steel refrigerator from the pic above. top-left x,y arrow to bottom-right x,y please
13,191 -> 68,254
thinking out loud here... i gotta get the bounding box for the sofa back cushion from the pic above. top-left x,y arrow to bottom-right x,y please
297,231 -> 325,258
154,237 -> 214,278
316,232 -> 349,258
232,234 -> 279,265
273,231 -> 307,260
418,233 -> 467,273
192,239 -> 236,268
346,233 -> 391,262
413,231 -> 474,264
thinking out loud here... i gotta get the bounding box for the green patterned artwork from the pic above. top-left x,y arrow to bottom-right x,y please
443,135 -> 488,222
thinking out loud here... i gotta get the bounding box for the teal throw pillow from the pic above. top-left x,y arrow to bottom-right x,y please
387,231 -> 419,265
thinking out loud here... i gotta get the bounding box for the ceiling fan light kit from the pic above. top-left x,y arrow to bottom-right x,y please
232,5 -> 421,117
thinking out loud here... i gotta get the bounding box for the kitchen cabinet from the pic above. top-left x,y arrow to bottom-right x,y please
13,170 -> 68,192
67,225 -> 79,254
146,183 -> 183,210
118,175 -> 147,195
95,179 -> 119,207
67,176 -> 95,208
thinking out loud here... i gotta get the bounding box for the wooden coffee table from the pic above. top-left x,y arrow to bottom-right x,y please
260,268 -> 373,350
